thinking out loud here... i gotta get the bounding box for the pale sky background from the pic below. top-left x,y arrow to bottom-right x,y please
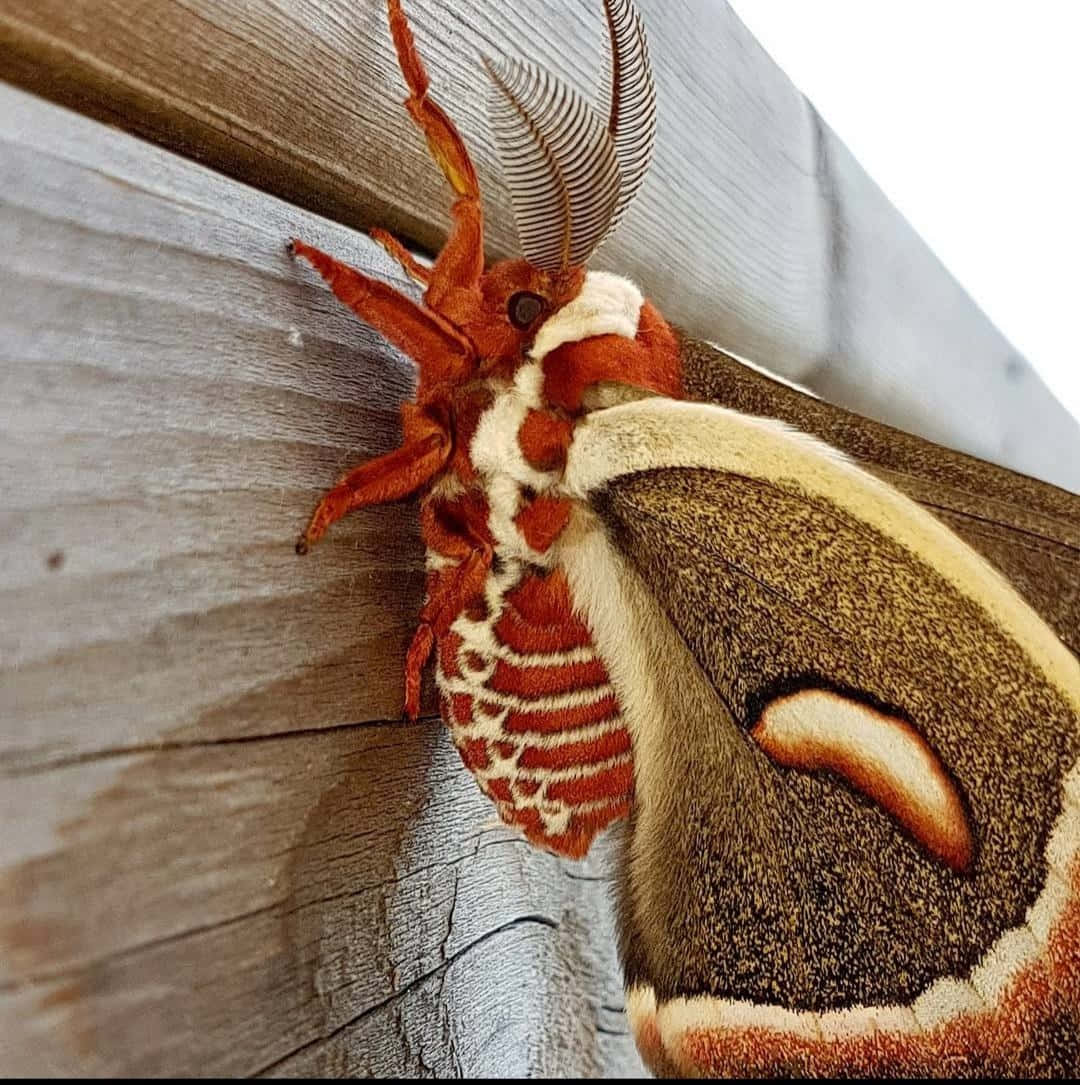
728,0 -> 1080,424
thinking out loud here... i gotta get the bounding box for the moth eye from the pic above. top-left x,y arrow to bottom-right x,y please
508,291 -> 545,330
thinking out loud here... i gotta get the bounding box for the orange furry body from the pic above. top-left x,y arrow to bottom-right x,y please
408,302 -> 678,855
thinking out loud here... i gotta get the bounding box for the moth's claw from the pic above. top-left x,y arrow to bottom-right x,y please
402,681 -> 421,721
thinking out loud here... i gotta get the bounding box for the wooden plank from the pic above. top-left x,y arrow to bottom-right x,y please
0,86 -> 643,1076
3,0 -> 1077,490
0,83 -> 427,772
0,723 -> 639,1076
808,123 -> 1080,493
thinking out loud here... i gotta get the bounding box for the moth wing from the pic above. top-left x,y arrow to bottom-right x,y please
558,393 -> 1080,1076
680,338 -> 1080,649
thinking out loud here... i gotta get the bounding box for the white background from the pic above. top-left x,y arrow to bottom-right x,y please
729,0 -> 1080,423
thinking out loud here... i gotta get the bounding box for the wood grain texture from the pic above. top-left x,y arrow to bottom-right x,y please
0,83 -> 430,772
2,0 -> 1077,491
0,86 -> 644,1076
0,724 -> 639,1077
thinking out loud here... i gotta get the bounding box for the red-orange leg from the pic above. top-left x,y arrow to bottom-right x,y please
296,432 -> 449,554
369,227 -> 431,287
425,550 -> 491,637
289,239 -> 473,388
388,0 -> 479,202
425,199 -> 485,311
386,0 -> 485,304
404,621 -> 434,719
403,545 -> 492,716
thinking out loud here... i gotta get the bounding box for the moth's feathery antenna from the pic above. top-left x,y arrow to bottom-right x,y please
601,0 -> 657,238
480,0 -> 656,269
387,0 -> 485,304
483,53 -> 620,270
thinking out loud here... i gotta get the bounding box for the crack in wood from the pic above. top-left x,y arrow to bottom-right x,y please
594,1024 -> 629,1037
0,718 -> 440,779
250,914 -> 560,1078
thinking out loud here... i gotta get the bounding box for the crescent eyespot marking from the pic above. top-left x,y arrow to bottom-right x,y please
751,688 -> 975,873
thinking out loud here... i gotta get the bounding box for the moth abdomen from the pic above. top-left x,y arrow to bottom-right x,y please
435,561 -> 633,857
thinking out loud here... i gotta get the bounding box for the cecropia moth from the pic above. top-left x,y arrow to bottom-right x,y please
290,0 -> 1080,1075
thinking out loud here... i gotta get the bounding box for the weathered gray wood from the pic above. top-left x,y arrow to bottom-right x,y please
0,725 -> 638,1077
0,82 -> 428,771
0,86 -> 643,1077
2,0 -> 1076,490
807,122 -> 1080,492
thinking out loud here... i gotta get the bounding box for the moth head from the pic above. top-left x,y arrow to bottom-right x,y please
378,0 -> 656,387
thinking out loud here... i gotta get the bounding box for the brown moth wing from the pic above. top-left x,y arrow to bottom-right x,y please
557,383 -> 1080,1076
679,335 -> 1080,655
